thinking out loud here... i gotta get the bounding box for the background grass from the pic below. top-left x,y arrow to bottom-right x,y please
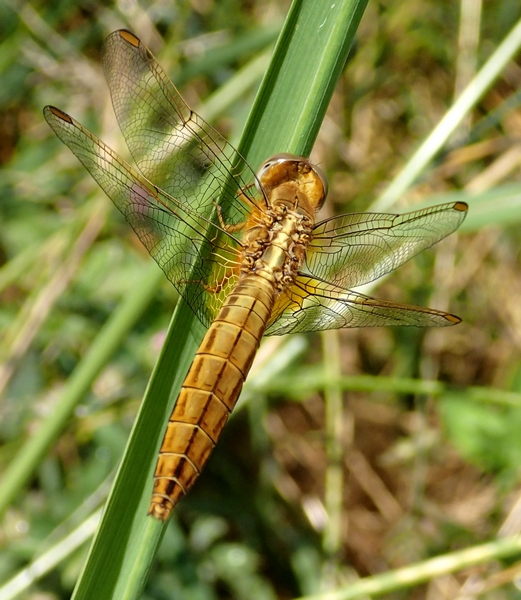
2,0 -> 521,599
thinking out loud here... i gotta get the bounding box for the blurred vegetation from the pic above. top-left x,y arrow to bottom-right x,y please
2,0 -> 521,599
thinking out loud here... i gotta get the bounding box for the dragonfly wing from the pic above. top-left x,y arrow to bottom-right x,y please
265,274 -> 459,336
102,29 -> 257,227
306,202 -> 467,288
44,106 -> 239,327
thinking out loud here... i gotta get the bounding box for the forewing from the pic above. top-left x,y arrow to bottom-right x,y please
102,29 -> 259,227
265,274 -> 459,336
44,106 -> 240,327
306,202 -> 467,288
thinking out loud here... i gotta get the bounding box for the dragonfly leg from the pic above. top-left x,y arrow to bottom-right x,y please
212,200 -> 247,233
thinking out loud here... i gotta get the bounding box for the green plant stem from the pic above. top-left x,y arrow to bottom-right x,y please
321,329 -> 345,588
296,535 -> 521,600
271,371 -> 521,408
372,15 -> 521,211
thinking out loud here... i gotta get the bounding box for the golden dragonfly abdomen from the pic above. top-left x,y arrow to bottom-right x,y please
150,277 -> 274,518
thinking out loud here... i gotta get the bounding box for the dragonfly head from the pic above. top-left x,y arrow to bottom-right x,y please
255,153 -> 328,213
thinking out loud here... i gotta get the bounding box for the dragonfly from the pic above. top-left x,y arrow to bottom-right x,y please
44,29 -> 467,521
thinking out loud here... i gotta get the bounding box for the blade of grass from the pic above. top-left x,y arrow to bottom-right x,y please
70,1 -> 368,599
175,21 -> 281,86
270,369 -> 521,408
0,510 -> 102,600
372,15 -> 521,211
295,535 -> 521,600
320,329 -> 345,589
0,262 -> 163,519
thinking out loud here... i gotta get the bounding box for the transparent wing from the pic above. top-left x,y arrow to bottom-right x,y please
44,106 -> 240,327
265,274 -> 460,336
305,202 -> 467,288
102,29 -> 262,227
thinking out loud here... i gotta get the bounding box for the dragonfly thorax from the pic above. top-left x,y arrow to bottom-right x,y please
240,200 -> 314,293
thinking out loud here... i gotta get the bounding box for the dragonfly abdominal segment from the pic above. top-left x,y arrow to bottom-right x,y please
44,29 -> 467,522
